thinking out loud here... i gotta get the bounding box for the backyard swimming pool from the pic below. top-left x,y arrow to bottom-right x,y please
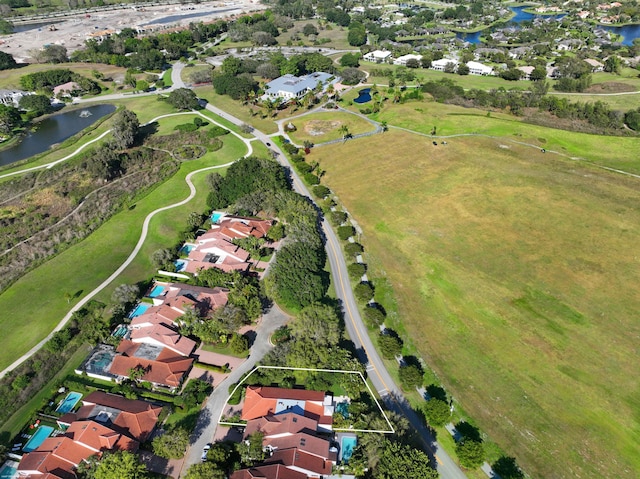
23,426 -> 54,452
112,325 -> 128,338
128,303 -> 150,318
148,285 -> 165,298
179,244 -> 195,256
211,212 -> 224,223
174,260 -> 187,272
340,435 -> 357,463
0,461 -> 18,479
55,392 -> 82,414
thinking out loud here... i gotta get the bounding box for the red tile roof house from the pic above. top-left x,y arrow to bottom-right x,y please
183,235 -> 252,275
241,387 -> 335,432
56,391 -> 161,443
208,216 -> 273,241
231,464 -> 307,479
18,421 -> 138,479
108,340 -> 194,392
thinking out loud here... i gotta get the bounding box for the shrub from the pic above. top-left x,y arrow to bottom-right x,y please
354,282 -> 374,301
344,242 -> 364,257
313,185 -> 330,198
207,125 -> 230,137
230,333 -> 249,355
174,123 -> 198,132
228,383 -> 244,405
456,440 -> 485,469
423,398 -> 451,427
295,162 -> 313,174
330,211 -> 348,225
347,262 -> 366,279
399,363 -> 424,389
364,306 -> 385,326
337,225 -> 355,241
378,331 -> 402,359
194,361 -> 230,373
303,173 -> 320,185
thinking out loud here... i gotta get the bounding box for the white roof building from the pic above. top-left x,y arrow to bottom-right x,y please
466,61 -> 494,76
393,53 -> 423,65
263,72 -> 334,101
363,50 -> 392,63
431,58 -> 459,71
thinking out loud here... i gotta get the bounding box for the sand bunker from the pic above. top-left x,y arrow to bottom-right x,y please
304,120 -> 342,136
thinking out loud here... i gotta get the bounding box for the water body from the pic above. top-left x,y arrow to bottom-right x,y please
603,23 -> 640,46
0,104 -> 115,167
12,21 -> 63,33
353,88 -> 372,104
456,7 -> 566,44
141,7 -> 238,26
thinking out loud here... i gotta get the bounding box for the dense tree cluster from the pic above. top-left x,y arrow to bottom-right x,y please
19,69 -> 100,95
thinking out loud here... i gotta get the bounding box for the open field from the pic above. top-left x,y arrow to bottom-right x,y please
0,112 -> 247,371
338,98 -> 640,174
287,110 -> 377,144
317,127 -> 640,478
276,19 -> 352,50
0,62 -> 129,90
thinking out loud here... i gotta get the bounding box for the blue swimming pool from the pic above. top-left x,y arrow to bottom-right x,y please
179,244 -> 195,256
174,260 -> 187,272
353,88 -> 372,104
341,435 -> 357,463
128,303 -> 150,318
56,392 -> 82,414
211,212 -> 224,223
23,426 -> 54,452
148,285 -> 165,298
112,325 -> 128,338
0,461 -> 18,479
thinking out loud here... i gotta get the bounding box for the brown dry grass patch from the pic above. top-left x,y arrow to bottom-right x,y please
316,130 -> 640,479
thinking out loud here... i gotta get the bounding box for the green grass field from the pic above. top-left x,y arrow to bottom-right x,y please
316,118 -> 640,478
0,113 -> 247,371
287,110 -> 377,144
276,19 -> 353,50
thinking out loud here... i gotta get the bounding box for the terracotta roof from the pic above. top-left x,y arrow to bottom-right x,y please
65,420 -> 138,452
266,433 -> 330,460
129,323 -> 196,357
110,341 -> 193,388
244,412 -> 319,438
230,464 -> 307,479
265,448 -> 332,476
18,450 -> 77,479
241,387 -> 330,425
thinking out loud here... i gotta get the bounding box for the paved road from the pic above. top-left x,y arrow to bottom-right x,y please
190,103 -> 467,479
182,305 -> 290,472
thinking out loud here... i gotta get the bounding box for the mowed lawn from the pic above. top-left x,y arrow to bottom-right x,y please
0,126 -> 247,370
287,110 -> 377,145
317,130 -> 640,479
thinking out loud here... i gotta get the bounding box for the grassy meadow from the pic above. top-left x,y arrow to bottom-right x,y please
316,122 -> 640,478
0,111 -> 247,370
287,110 -> 377,144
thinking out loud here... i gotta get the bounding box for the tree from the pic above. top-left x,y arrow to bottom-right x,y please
492,456 -> 524,479
152,428 -> 190,459
422,398 -> 451,427
256,62 -> 281,80
135,80 -> 149,92
0,104 -> 21,135
406,58 -> 420,69
152,248 -> 174,269
167,88 -> 199,110
373,441 -> 438,479
378,331 -> 402,359
183,462 -> 225,479
354,282 -> 374,301
110,109 -> 139,150
456,440 -> 485,469
604,55 -> 621,74
337,225 -> 355,240
340,53 -> 360,68
344,242 -> 364,257
530,66 -> 547,81
457,63 -> 470,75
290,303 -> 341,346
19,94 -> 52,116
128,365 -> 146,382
303,23 -> 318,36
238,431 -> 265,465
341,67 -> 366,85
111,284 -> 139,306
347,262 -> 366,280
41,44 -> 68,64
187,211 -> 203,230
398,363 -> 424,389
364,306 -> 385,326
0,51 -> 17,70
625,109 -> 640,131
93,450 -> 148,479
348,22 -> 367,46
230,332 -> 249,354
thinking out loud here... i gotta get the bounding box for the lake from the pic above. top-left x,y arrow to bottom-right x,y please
141,7 -> 237,26
603,23 -> 640,46
0,104 -> 116,167
13,21 -> 63,33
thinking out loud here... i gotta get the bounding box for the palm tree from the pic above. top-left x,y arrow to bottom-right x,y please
338,124 -> 350,140
381,120 -> 388,132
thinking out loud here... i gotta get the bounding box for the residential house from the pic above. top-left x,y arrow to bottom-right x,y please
431,58 -> 459,72
108,340 -> 193,391
362,50 -> 392,63
230,465 -> 307,479
0,89 -> 30,108
263,72 -> 334,101
52,82 -> 80,97
241,386 -> 334,432
466,61 -> 493,76
584,58 -> 604,72
508,46 -> 532,59
517,65 -> 535,80
206,215 -> 273,241
57,391 -> 162,443
183,236 -> 251,274
393,53 -> 422,66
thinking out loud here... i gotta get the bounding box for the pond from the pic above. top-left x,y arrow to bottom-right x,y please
13,21 -> 64,33
0,104 -> 115,167
141,7 -> 237,26
604,23 -> 640,46
353,88 -> 372,104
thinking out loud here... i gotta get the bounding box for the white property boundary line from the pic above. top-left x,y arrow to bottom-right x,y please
219,365 -> 395,434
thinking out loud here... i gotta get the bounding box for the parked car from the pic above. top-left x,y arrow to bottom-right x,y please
202,443 -> 211,462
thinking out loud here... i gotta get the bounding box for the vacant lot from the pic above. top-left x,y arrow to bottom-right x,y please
287,110 -> 377,144
318,129 -> 640,479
